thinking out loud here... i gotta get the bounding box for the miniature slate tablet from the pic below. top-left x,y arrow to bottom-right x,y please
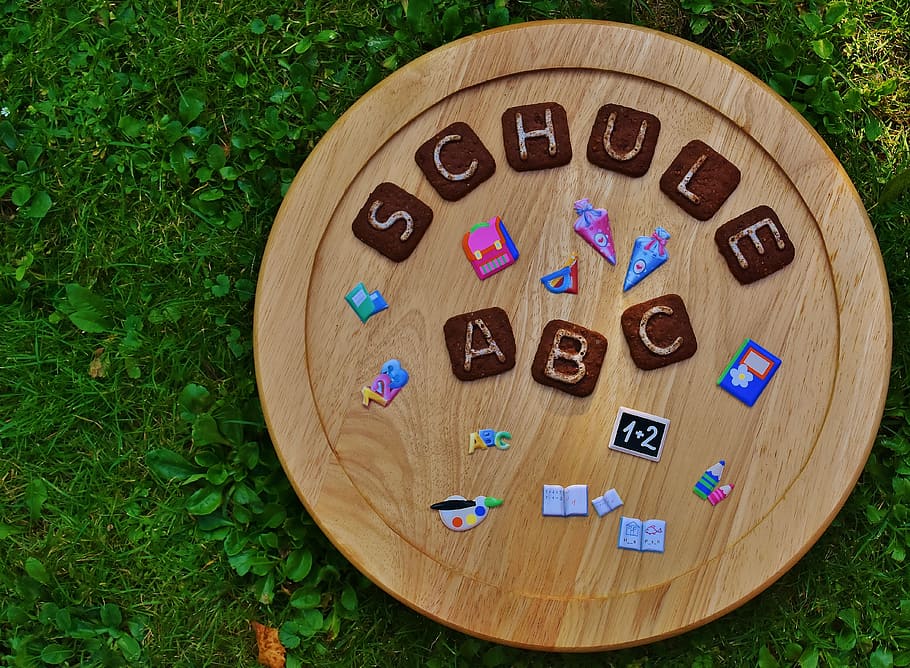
443,307 -> 516,381
415,121 -> 496,201
714,205 -> 795,284
621,293 -> 697,370
352,183 -> 434,262
608,406 -> 670,462
660,139 -> 741,220
501,102 -> 572,171
587,103 -> 661,177
531,319 -> 608,397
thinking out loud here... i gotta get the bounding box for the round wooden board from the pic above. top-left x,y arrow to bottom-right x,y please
254,21 -> 891,650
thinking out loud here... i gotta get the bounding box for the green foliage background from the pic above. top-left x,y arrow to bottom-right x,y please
1,0 -> 908,666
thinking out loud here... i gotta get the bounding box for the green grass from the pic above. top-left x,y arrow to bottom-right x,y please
1,0 -> 909,665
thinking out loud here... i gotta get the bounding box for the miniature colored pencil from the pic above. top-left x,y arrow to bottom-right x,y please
707,484 -> 734,506
693,460 -> 725,499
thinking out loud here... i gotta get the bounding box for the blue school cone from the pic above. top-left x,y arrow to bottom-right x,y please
623,227 -> 670,291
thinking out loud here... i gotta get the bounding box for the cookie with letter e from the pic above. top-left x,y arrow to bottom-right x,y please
587,104 -> 661,177
659,139 -> 741,220
714,205 -> 795,284
531,319 -> 608,397
621,293 -> 697,370
415,122 -> 496,201
501,102 -> 572,171
443,307 -> 516,381
351,182 -> 434,262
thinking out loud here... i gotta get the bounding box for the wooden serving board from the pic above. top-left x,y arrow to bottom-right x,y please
254,21 -> 891,650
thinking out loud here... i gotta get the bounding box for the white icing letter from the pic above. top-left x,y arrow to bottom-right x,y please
434,134 -> 478,182
369,201 -> 413,241
676,153 -> 708,203
639,306 -> 682,356
603,112 -> 648,161
728,218 -> 787,269
463,319 -> 505,371
515,109 -> 557,160
544,329 -> 587,384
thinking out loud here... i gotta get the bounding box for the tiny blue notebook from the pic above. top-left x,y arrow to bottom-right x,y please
717,339 -> 781,407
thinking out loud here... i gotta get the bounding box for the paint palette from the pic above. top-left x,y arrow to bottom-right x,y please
254,22 -> 890,651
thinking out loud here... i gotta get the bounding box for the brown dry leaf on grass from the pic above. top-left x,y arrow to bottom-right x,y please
88,347 -> 107,378
251,621 -> 286,668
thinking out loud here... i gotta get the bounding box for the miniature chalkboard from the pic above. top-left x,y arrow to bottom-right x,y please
608,407 -> 670,462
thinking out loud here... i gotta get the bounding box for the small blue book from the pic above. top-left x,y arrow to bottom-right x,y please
717,338 -> 781,407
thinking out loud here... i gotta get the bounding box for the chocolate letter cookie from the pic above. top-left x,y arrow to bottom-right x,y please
714,206 -> 795,284
443,307 -> 516,381
415,122 -> 496,201
531,319 -> 607,397
587,104 -> 661,177
660,140 -> 741,220
501,102 -> 572,172
621,294 -> 697,370
351,182 -> 434,262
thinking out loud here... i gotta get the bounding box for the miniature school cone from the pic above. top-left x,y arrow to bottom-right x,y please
707,484 -> 734,506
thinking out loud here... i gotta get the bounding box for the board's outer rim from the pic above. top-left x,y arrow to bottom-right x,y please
253,20 -> 892,650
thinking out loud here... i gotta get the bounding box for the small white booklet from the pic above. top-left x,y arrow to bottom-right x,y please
591,488 -> 624,517
617,516 -> 666,553
542,484 -> 589,517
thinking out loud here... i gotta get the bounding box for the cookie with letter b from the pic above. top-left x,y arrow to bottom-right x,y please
531,319 -> 607,397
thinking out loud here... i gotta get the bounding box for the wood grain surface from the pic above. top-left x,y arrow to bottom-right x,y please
253,21 -> 891,650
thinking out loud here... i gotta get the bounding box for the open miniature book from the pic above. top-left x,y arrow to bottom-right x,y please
617,516 -> 666,553
542,484 -> 588,517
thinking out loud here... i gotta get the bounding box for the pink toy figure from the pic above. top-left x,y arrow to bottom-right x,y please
462,216 -> 519,280
707,484 -> 734,506
573,199 -> 615,265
